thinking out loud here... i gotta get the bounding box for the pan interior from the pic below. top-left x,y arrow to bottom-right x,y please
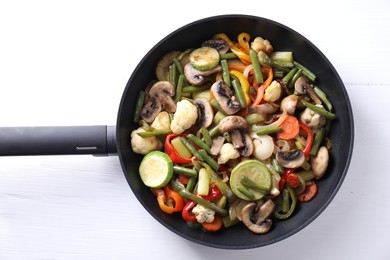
116,14 -> 354,249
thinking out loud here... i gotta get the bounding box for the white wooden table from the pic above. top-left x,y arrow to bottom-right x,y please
1,1 -> 389,259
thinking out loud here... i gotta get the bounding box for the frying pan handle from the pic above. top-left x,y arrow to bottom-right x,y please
0,125 -> 117,156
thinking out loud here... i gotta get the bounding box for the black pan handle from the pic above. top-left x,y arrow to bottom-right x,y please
0,125 -> 117,156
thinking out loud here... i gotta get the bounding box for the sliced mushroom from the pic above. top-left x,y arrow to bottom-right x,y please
276,149 -> 305,168
184,63 -> 222,86
140,96 -> 162,123
201,39 -> 229,54
295,76 -> 321,104
280,94 -> 299,115
239,132 -> 254,157
218,116 -> 248,133
218,116 -> 253,157
211,80 -> 241,115
194,98 -> 214,129
149,81 -> 176,113
210,136 -> 225,156
311,146 -> 329,179
248,103 -> 276,114
241,200 -> 275,234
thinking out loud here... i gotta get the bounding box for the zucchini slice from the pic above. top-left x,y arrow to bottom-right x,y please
189,47 -> 220,71
139,151 -> 173,188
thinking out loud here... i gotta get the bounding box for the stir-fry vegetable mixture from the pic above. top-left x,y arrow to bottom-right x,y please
130,32 -> 336,234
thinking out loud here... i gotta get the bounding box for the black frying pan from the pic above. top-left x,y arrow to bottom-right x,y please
0,15 -> 354,249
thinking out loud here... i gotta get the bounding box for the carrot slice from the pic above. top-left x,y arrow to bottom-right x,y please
201,214 -> 224,232
277,115 -> 300,140
286,173 -> 300,188
251,67 -> 273,106
297,182 -> 318,202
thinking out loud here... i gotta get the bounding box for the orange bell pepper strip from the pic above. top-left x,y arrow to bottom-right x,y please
152,184 -> 184,214
229,70 -> 251,106
214,33 -> 251,64
251,67 -> 273,106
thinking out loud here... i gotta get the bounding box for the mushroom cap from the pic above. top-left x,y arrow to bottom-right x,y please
248,103 -> 276,114
184,63 -> 207,85
201,39 -> 229,54
239,132 -> 254,157
149,81 -> 176,113
211,80 -> 241,115
218,115 -> 248,133
311,146 -> 329,179
241,200 -> 275,234
194,98 -> 214,129
280,94 -> 299,115
276,149 -> 305,168
140,97 -> 162,123
295,76 -> 310,95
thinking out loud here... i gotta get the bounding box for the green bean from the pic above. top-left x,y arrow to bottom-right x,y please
301,99 -> 336,119
273,186 -> 297,219
240,176 -> 269,193
187,134 -> 210,153
208,124 -> 220,138
133,90 -> 145,123
173,165 -> 198,178
281,188 -> 291,213
175,74 -> 184,103
198,149 -> 219,172
179,136 -> 204,161
231,79 -> 247,109
288,68 -> 302,89
186,176 -> 197,193
220,52 -> 237,60
272,156 -> 284,174
237,185 -> 255,200
173,57 -> 184,75
249,49 -> 263,84
221,59 -> 231,87
314,86 -> 333,112
293,61 -> 316,82
310,127 -> 325,156
182,84 -> 211,93
175,185 -> 227,216
201,127 -> 212,147
168,63 -> 177,87
255,126 -> 281,136
282,67 -> 298,86
214,180 -> 235,202
137,128 -> 171,138
274,69 -> 285,79
199,161 -> 220,180
213,111 -> 226,125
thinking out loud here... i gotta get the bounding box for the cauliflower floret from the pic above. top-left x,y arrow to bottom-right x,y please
300,105 -> 326,129
218,143 -> 240,164
192,204 -> 215,223
131,127 -> 162,155
263,80 -> 282,103
251,36 -> 273,54
151,111 -> 170,130
170,100 -> 198,134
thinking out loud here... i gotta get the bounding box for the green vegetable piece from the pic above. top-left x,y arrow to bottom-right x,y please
230,160 -> 272,201
139,151 -> 173,188
189,47 -> 220,71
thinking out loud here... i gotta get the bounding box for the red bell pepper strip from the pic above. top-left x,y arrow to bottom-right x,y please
298,121 -> 313,157
164,133 -> 192,164
182,200 -> 197,222
279,168 -> 295,190
181,186 -> 222,222
152,184 -> 184,214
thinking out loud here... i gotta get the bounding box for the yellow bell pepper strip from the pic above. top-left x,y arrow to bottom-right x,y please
251,67 -> 273,106
237,32 -> 251,54
152,184 -> 184,214
214,33 -> 251,64
230,70 -> 251,106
